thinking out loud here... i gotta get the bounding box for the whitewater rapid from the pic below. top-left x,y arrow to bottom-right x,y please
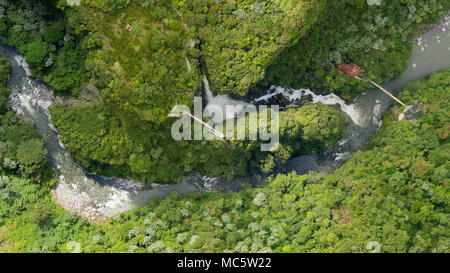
253,86 -> 363,125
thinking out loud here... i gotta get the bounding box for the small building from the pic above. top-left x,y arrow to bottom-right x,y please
338,63 -> 361,78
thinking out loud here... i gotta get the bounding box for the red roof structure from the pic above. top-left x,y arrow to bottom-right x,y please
338,63 -> 361,78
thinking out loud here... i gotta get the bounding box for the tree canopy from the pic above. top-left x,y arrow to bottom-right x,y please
1,68 -> 448,253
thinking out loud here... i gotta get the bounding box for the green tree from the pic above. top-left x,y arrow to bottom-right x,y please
16,139 -> 47,179
44,21 -> 66,44
20,40 -> 48,71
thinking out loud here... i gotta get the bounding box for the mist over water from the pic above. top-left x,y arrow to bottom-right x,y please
203,74 -> 249,123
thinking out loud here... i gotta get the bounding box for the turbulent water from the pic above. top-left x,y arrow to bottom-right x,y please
254,87 -> 363,125
0,15 -> 448,222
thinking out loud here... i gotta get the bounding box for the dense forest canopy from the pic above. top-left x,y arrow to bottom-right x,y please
0,68 -> 448,253
2,0 -> 448,121
0,0 -> 448,254
54,0 -> 326,122
1,0 -> 442,182
0,56 -> 49,183
51,100 -> 347,182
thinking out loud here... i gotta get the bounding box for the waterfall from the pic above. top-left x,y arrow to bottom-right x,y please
202,75 -> 249,123
202,74 -> 214,101
185,56 -> 192,73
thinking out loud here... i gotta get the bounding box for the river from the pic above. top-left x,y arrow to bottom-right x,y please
0,15 -> 448,223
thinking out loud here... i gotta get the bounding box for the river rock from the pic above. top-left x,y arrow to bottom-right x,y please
301,93 -> 313,104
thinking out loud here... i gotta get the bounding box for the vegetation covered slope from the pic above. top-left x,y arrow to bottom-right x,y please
5,1 -> 448,120
0,0 -> 349,182
256,0 -> 450,99
1,69 -> 448,253
50,0 -> 325,122
51,102 -> 347,182
1,1 -> 448,182
0,56 -> 49,182
71,69 -> 448,253
0,55 -> 52,228
0,0 -> 88,95
54,0 -> 449,119
188,0 -> 325,95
